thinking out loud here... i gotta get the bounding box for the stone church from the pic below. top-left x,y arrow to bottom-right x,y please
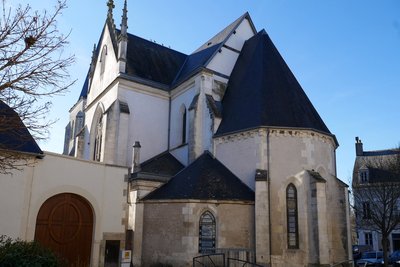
0,1 -> 351,267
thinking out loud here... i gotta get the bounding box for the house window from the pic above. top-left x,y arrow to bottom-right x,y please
93,114 -> 103,161
365,232 -> 373,246
359,169 -> 369,183
199,211 -> 216,253
363,202 -> 371,219
287,183 -> 299,249
100,45 -> 107,75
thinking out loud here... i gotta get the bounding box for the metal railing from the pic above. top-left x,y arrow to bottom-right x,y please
193,249 -> 257,267
193,253 -> 225,267
330,259 -> 355,267
227,258 -> 264,267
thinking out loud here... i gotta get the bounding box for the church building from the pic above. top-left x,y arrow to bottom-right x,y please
0,1 -> 351,267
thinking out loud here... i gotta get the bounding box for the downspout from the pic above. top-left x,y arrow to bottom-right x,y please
267,128 -> 272,266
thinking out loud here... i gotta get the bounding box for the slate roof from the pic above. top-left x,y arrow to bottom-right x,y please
353,147 -> 400,186
79,73 -> 89,100
139,151 -> 184,176
193,12 -> 255,53
78,13 -> 256,97
143,151 -> 255,201
216,30 -> 331,136
172,43 -> 221,86
125,33 -> 187,88
0,100 -> 43,155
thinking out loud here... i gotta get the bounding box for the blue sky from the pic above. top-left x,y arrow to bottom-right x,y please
15,0 -> 400,183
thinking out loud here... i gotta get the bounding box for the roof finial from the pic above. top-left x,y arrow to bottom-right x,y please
107,0 -> 115,23
120,0 -> 128,38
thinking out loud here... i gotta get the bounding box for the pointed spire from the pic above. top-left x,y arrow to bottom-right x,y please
107,0 -> 115,19
120,0 -> 128,38
106,0 -> 115,30
118,0 -> 128,72
89,43 -> 97,78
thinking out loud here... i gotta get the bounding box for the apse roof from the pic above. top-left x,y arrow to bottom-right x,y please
216,30 -> 331,136
139,151 -> 184,177
0,101 -> 43,155
143,151 -> 255,201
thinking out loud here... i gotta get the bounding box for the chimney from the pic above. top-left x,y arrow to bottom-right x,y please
355,137 -> 363,156
131,141 -> 141,172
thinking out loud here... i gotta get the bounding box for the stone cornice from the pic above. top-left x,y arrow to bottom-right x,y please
214,127 -> 337,148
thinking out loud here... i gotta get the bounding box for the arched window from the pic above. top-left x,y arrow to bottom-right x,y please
100,45 -> 107,75
70,120 -> 75,140
93,114 -> 103,161
287,183 -> 299,249
199,211 -> 216,253
181,107 -> 187,144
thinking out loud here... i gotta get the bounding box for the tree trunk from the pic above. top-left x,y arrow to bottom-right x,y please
382,236 -> 389,267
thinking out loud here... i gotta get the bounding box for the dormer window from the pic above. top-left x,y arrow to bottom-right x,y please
359,169 -> 369,183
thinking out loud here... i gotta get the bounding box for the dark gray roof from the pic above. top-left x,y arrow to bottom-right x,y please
216,30 -> 331,136
143,151 -> 255,201
353,146 -> 400,186
172,43 -> 221,86
77,13 -> 256,98
193,12 -> 256,53
79,73 -> 89,100
125,33 -> 187,88
0,101 -> 43,155
139,151 -> 184,176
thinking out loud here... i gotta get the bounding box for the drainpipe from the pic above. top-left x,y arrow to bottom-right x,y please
267,128 -> 272,266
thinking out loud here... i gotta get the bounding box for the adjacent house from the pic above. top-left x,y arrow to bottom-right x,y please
352,137 -> 400,253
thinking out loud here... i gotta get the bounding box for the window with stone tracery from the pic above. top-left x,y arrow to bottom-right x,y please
93,114 -> 103,161
199,211 -> 216,253
287,183 -> 299,249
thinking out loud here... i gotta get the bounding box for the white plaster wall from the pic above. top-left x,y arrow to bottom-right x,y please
65,99 -> 85,155
0,152 -> 127,266
170,82 -> 197,149
83,84 -> 119,161
119,84 -> 169,163
207,47 -> 240,77
170,145 -> 188,166
225,18 -> 255,51
215,131 -> 262,190
206,18 -> 254,77
87,23 -> 119,106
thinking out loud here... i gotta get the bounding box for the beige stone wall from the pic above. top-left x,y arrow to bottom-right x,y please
140,201 -> 254,267
0,152 -> 128,267
215,128 -> 350,266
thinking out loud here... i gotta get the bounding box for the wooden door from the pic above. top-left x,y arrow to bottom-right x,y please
35,193 -> 93,267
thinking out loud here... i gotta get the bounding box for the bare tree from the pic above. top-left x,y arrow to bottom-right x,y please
352,152 -> 400,267
0,0 -> 75,173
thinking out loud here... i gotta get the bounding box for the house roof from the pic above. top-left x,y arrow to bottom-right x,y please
0,100 -> 43,155
216,30 -> 331,136
139,151 -> 184,176
353,147 -> 400,185
143,151 -> 255,201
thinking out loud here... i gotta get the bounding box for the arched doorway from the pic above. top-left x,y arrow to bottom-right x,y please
35,193 -> 94,267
